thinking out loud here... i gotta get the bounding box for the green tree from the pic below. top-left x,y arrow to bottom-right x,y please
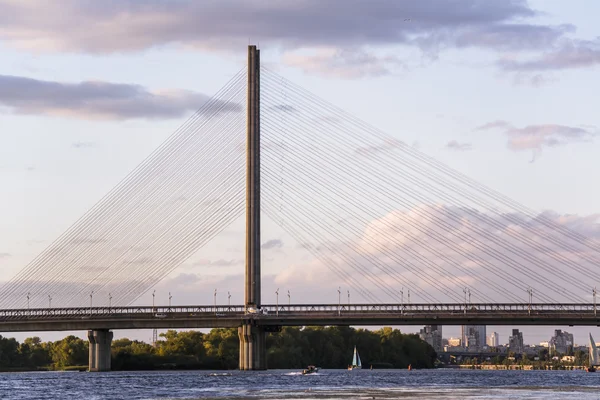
50,335 -> 88,369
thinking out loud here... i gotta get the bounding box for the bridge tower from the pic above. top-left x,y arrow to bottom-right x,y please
238,45 -> 267,370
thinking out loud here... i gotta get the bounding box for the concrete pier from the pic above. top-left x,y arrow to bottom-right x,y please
88,329 -> 113,372
239,323 -> 267,370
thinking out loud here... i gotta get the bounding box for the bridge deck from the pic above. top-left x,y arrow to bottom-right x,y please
0,303 -> 599,332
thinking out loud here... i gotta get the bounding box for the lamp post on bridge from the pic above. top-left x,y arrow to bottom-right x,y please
109,293 -> 112,309
275,288 -> 279,316
214,289 -> 217,308
400,287 -> 404,314
527,287 -> 533,315
48,295 -> 52,308
152,290 -> 155,311
288,290 -> 290,307
347,290 -> 350,306
169,292 -> 172,308
90,291 -> 94,314
337,287 -> 341,316
26,292 -> 30,310
228,291 -> 231,307
594,287 -> 597,317
408,289 -> 411,305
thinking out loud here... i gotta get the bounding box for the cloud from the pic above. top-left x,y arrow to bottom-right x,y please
0,0 -> 592,77
0,253 -> 11,258
269,105 -> 297,113
0,74 -> 241,120
72,141 -> 95,149
0,1 -> 541,52
355,138 -> 405,156
283,48 -> 406,78
273,205 -> 600,303
477,120 -> 597,152
445,140 -> 472,151
262,239 -> 283,250
193,259 -> 242,267
498,39 -> 600,71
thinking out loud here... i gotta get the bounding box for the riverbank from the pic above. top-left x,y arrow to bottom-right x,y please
459,364 -> 590,370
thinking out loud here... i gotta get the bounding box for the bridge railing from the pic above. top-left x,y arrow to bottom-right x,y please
0,303 -> 597,321
0,305 -> 246,320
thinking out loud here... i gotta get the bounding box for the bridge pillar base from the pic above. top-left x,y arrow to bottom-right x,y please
238,323 -> 266,370
88,329 -> 113,372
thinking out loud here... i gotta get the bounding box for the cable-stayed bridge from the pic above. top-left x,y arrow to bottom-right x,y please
1,46 -> 599,371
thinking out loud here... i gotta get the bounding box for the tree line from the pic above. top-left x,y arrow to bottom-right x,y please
0,326 -> 436,371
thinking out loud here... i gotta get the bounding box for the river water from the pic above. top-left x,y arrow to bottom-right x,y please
1,369 -> 599,399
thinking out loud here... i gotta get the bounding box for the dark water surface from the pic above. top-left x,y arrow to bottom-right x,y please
1,369 -> 600,399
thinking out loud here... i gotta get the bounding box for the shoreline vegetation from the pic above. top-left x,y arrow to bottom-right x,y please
0,326 -> 435,372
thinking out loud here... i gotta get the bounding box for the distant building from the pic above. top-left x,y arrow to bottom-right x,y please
549,329 -> 574,355
448,337 -> 462,347
419,325 -> 443,352
461,325 -> 486,351
487,332 -> 499,347
539,341 -> 549,348
508,329 -> 524,354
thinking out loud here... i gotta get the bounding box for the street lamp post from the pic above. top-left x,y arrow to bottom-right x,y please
408,289 -> 411,305
463,287 -> 467,314
527,287 -> 533,315
152,290 -> 155,310
287,290 -> 290,307
26,292 -> 30,310
169,292 -> 172,308
400,287 -> 404,313
337,287 -> 341,316
90,291 -> 94,313
228,291 -> 231,307
109,293 -> 112,309
347,290 -> 350,306
48,295 -> 52,308
276,288 -> 279,316
214,289 -> 217,308
594,287 -> 597,317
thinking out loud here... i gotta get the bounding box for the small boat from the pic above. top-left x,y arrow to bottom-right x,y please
588,333 -> 599,372
302,365 -> 319,375
348,346 -> 362,370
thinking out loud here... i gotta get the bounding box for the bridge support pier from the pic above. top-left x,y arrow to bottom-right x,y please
238,323 -> 266,370
88,329 -> 113,372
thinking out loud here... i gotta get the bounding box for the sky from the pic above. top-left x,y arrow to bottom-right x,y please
1,0 -> 600,346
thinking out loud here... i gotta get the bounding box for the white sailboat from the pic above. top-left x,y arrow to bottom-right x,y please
587,333 -> 599,372
348,346 -> 362,370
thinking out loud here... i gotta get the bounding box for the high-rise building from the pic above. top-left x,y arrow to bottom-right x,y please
419,325 -> 443,352
549,329 -> 574,355
508,329 -> 524,354
461,325 -> 486,351
487,332 -> 499,347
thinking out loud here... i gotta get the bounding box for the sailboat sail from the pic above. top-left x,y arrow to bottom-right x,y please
350,346 -> 362,369
590,334 -> 599,366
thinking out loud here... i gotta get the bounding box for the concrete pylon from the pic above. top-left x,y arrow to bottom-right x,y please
238,323 -> 267,370
241,44 -> 267,370
88,329 -> 113,372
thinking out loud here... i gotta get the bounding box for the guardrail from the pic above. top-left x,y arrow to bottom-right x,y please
0,303 -> 597,320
